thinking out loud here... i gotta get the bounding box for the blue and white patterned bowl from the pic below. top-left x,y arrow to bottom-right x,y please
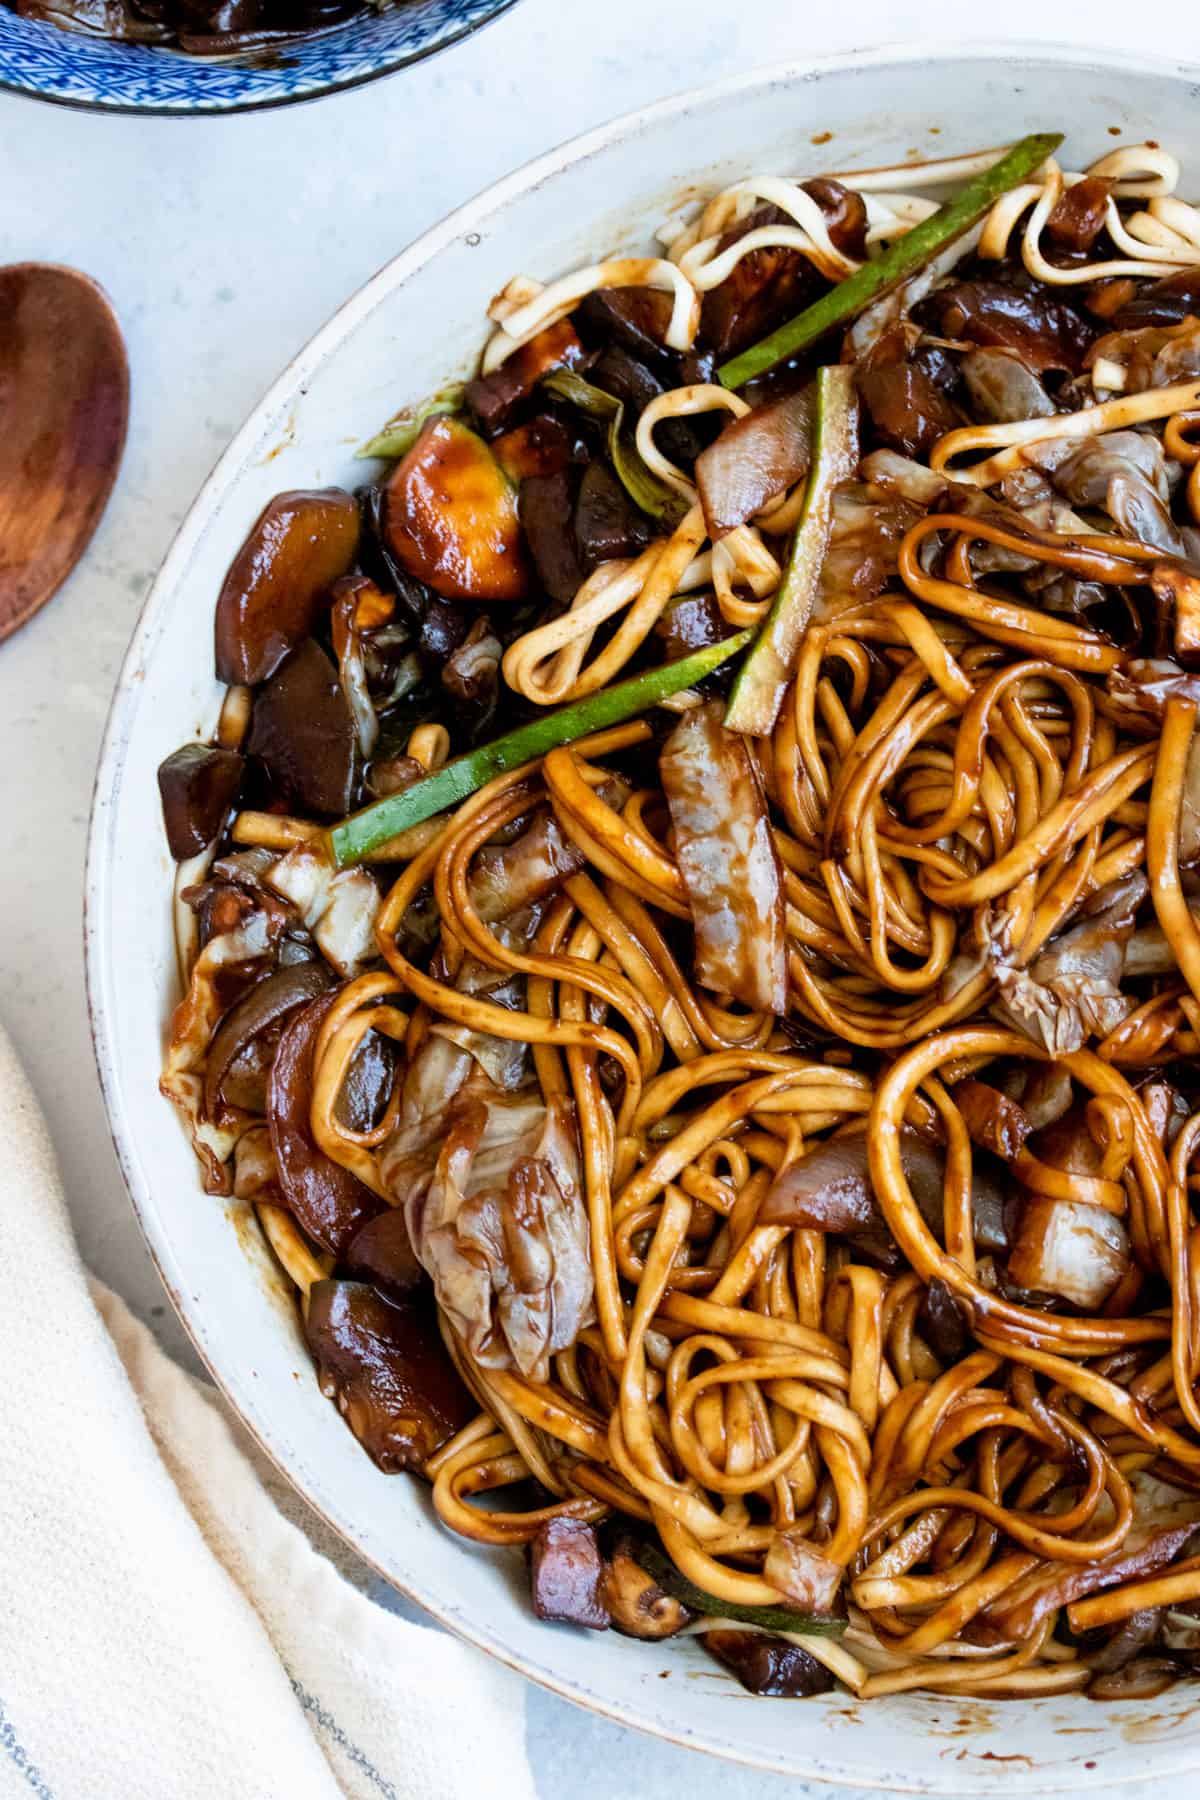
0,0 -> 518,113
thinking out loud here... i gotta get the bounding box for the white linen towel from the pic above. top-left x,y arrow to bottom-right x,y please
0,1018 -> 536,1800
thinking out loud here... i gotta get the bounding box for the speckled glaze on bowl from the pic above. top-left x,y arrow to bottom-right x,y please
87,43 -> 1200,1788
0,0 -> 518,115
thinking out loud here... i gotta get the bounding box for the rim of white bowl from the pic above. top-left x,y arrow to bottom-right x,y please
86,38 -> 1200,1788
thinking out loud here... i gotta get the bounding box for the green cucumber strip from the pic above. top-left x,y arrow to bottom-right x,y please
718,131 -> 1063,389
327,632 -> 751,868
638,1543 -> 847,1636
724,364 -> 858,736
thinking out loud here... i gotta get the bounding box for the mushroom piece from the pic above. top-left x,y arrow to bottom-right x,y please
702,1630 -> 835,1698
336,1027 -> 399,1134
247,638 -> 359,818
1045,176 -> 1114,252
858,343 -> 960,457
698,186 -> 865,359
574,460 -> 654,567
932,280 -> 1094,374
918,1277 -> 971,1365
214,487 -> 361,686
1088,1657 -> 1185,1701
760,1125 -> 1010,1258
343,1207 -> 425,1298
157,743 -> 245,860
464,319 -> 585,437
530,1518 -> 610,1630
600,1542 -> 694,1640
519,468 -> 587,605
304,1280 -> 474,1474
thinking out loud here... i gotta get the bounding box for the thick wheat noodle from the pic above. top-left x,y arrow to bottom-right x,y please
763,588 -> 1144,1051
930,379 -> 1200,485
482,257 -> 699,372
1148,699 -> 1200,1011
979,148 -> 1200,286
502,504 -> 708,704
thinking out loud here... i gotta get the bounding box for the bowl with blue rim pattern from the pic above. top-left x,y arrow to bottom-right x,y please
0,0 -> 519,114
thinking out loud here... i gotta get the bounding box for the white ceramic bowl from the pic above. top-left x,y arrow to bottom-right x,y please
88,42 -> 1200,1789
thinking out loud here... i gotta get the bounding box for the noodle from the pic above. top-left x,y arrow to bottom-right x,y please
158,132 -> 1200,1703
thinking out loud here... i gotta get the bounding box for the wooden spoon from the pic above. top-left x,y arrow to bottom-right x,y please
0,264 -> 129,643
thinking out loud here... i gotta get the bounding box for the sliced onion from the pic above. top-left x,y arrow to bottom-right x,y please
860,448 -> 952,506
760,1132 -> 875,1232
761,1126 -> 1009,1253
202,960 -> 330,1121
953,1078 -> 1032,1163
961,347 -> 1055,423
695,384 -> 814,540
763,1532 -> 843,1614
1008,1198 -> 1131,1309
997,1060 -> 1074,1130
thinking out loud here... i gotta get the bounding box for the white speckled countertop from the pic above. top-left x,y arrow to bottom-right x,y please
0,3 -> 1189,1793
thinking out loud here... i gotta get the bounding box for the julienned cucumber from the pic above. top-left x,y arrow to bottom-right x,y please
638,1543 -> 847,1636
717,131 -> 1063,389
327,631 -> 751,867
724,365 -> 859,737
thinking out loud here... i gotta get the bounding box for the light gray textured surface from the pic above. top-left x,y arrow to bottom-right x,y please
0,2 -> 1188,1792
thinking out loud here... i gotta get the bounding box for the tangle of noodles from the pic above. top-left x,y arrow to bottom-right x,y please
159,134 -> 1200,1702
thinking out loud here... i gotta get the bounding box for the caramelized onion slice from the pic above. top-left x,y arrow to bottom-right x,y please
268,989 -> 382,1255
203,959 -> 330,1122
695,384 -> 814,539
761,1127 -> 1009,1255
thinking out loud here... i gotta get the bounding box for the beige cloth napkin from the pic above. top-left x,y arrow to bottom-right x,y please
0,1018 -> 537,1800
